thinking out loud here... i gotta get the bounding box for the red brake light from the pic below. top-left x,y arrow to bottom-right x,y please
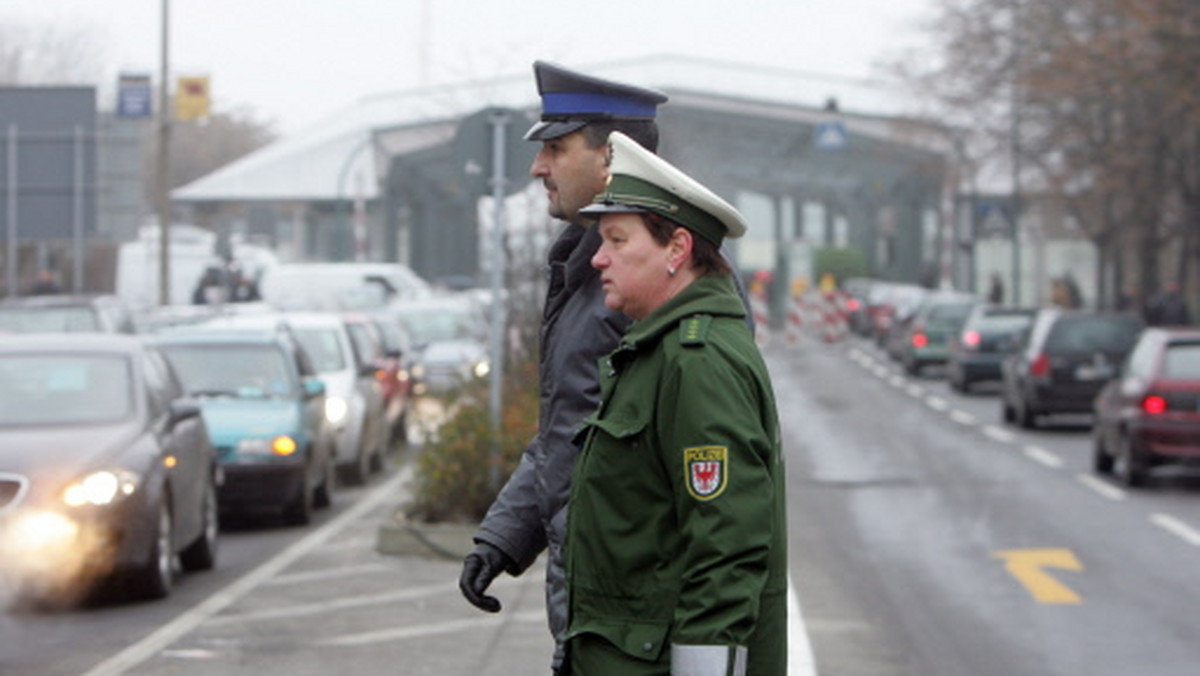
963,330 -> 981,349
912,333 -> 928,348
1142,395 -> 1168,415
1030,354 -> 1050,377
846,298 -> 860,312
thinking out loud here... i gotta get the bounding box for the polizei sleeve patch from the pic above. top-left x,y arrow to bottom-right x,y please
684,446 -> 728,500
679,315 -> 712,347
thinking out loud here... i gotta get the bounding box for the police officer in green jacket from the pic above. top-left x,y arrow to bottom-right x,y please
566,131 -> 788,675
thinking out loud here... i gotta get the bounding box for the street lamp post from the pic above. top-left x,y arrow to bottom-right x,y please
156,0 -> 172,305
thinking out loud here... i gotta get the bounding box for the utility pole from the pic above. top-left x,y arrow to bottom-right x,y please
157,0 -> 172,305
1010,0 -> 1022,306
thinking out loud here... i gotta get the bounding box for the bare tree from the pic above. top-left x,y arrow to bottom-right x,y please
0,23 -> 104,85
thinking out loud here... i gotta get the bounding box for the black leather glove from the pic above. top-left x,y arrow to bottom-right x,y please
459,542 -> 513,613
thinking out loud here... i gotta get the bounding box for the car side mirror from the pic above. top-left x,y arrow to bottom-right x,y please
168,400 -> 202,427
303,377 -> 326,397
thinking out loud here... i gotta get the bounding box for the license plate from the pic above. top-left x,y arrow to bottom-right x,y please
1075,363 -> 1113,381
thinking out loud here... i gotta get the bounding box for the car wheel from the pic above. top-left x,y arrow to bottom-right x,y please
180,478 -> 218,572
1016,397 -> 1038,429
1092,430 -> 1114,475
344,442 -> 371,486
1115,434 -> 1147,488
1002,397 -> 1015,423
314,453 -> 335,510
905,357 -> 921,376
133,499 -> 174,599
284,472 -> 314,526
393,408 -> 409,445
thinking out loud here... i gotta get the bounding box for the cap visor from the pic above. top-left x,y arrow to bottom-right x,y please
524,120 -> 587,141
578,202 -> 650,217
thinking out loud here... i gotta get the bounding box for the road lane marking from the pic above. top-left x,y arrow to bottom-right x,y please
321,610 -> 547,646
993,548 -> 1083,604
925,396 -> 948,411
1075,474 -> 1126,501
265,562 -> 395,586
906,384 -> 924,397
80,464 -> 414,676
888,375 -> 905,388
982,425 -> 1015,444
206,583 -> 460,626
949,410 -> 976,426
1022,445 -> 1064,469
1150,513 -> 1200,547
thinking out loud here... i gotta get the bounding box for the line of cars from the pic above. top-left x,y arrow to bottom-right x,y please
0,269 -> 489,607
846,278 -> 1200,489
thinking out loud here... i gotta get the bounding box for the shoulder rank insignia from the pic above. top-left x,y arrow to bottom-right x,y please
684,446 -> 728,500
679,314 -> 712,347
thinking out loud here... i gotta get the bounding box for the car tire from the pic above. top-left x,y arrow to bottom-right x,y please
1115,434 -> 1147,488
180,478 -> 218,572
1092,431 -> 1114,474
314,453 -> 335,509
1002,398 -> 1015,423
284,473 -> 314,526
905,358 -> 921,376
393,408 -> 409,445
132,499 -> 174,599
1016,397 -> 1038,429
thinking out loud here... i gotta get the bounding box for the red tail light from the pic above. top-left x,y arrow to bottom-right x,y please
846,298 -> 860,312
1142,395 -> 1168,415
912,333 -> 928,348
1030,354 -> 1050,377
962,330 -> 981,349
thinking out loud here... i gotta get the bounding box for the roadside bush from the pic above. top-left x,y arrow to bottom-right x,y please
409,356 -> 538,523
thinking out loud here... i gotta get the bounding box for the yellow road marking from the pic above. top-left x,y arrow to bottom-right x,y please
993,548 -> 1083,604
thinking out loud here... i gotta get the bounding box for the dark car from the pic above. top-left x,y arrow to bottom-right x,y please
0,294 -> 136,334
1093,328 -> 1200,486
871,283 -> 927,350
893,291 -> 978,375
345,312 -> 414,444
1001,309 -> 1145,429
152,316 -> 337,525
946,305 -> 1037,392
0,334 -> 219,604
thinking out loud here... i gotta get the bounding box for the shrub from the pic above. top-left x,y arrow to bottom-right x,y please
409,356 -> 538,523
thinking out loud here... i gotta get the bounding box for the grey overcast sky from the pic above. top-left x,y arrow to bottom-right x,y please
5,0 -> 938,134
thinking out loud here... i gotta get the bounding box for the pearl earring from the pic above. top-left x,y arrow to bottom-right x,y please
668,266 -> 677,276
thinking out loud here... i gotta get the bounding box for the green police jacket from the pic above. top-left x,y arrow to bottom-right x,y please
566,273 -> 788,675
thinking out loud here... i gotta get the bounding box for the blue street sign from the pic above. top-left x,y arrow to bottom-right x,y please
117,73 -> 152,118
815,120 -> 847,150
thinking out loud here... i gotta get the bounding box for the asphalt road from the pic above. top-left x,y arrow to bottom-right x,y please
4,336 -> 1199,676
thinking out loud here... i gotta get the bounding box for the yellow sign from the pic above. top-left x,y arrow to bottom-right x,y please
993,548 -> 1083,604
176,76 -> 211,121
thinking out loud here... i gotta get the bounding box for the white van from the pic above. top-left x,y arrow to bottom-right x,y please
259,263 -> 432,312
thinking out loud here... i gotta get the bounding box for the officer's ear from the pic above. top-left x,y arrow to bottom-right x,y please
667,226 -> 694,271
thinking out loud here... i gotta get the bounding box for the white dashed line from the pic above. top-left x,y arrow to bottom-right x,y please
1150,513 -> 1200,547
925,396 -> 948,411
981,425 -> 1015,444
1022,445 -> 1064,468
888,375 -> 906,388
1075,474 -> 1126,501
949,410 -> 977,426
906,384 -> 924,397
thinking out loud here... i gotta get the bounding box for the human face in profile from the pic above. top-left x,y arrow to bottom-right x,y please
530,131 -> 609,224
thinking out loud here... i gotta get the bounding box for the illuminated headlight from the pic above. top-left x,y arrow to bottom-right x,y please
325,396 -> 349,424
410,364 -> 425,380
396,369 -> 410,383
7,509 -> 79,550
238,436 -> 299,456
62,469 -> 139,507
473,360 -> 491,378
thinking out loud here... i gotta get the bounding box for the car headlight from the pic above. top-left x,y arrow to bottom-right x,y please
61,469 -> 139,507
238,436 -> 299,456
6,509 -> 79,550
325,396 -> 349,425
410,364 -> 425,379
473,360 -> 490,378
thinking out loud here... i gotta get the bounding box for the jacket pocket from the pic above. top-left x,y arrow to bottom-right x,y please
568,617 -> 669,662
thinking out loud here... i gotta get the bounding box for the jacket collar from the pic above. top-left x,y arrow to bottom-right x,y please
620,274 -> 746,349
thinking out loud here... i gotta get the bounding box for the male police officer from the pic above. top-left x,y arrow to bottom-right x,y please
458,61 -> 668,672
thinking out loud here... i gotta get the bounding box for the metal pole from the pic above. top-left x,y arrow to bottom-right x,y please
487,110 -> 508,491
157,0 -> 172,305
5,124 -> 16,299
73,125 -> 84,292
1010,0 -> 1022,306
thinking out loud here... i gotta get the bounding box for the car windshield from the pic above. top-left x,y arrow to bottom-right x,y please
1045,317 -> 1143,352
975,315 -> 1033,334
0,307 -> 100,333
1161,342 -> 1200,379
0,354 -> 132,425
392,305 -> 483,347
293,328 -> 348,372
927,301 -> 975,323
160,344 -> 296,397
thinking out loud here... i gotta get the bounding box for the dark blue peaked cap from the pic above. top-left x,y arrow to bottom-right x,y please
524,60 -> 669,141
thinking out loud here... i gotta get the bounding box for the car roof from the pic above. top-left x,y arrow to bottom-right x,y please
0,332 -> 143,354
